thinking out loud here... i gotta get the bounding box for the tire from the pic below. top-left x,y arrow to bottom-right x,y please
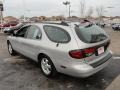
39,55 -> 57,77
7,42 -> 16,56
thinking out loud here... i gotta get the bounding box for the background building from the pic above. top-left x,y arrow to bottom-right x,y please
0,0 -> 3,24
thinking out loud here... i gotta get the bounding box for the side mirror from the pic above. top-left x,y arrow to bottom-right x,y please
12,31 -> 17,36
9,30 -> 14,34
36,34 -> 42,39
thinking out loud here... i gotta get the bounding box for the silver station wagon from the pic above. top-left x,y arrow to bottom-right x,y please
7,21 -> 112,78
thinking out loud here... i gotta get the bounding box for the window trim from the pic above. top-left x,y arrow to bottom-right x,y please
43,25 -> 71,43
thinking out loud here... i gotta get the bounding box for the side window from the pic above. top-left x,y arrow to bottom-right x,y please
16,26 -> 30,37
44,25 -> 71,43
26,26 -> 42,39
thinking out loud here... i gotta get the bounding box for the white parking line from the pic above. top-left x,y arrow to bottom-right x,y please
110,50 -> 113,54
4,56 -> 20,62
113,57 -> 120,59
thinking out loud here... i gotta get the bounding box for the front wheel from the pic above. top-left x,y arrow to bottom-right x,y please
39,56 -> 57,77
7,42 -> 16,55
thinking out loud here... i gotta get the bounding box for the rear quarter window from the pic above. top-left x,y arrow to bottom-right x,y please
43,25 -> 71,43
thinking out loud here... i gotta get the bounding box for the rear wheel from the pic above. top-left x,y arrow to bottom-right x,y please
39,55 -> 57,77
7,42 -> 16,55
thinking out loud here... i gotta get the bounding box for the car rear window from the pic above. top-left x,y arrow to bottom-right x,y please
75,24 -> 108,43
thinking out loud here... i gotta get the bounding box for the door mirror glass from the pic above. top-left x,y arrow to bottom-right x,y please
12,31 -> 17,36
36,34 -> 42,39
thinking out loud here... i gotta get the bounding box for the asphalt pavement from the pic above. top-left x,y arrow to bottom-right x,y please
0,31 -> 120,90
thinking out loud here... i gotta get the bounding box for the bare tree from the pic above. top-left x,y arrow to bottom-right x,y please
79,0 -> 86,18
86,7 -> 93,18
96,5 -> 105,22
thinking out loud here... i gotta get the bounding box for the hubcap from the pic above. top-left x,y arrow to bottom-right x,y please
8,44 -> 12,54
41,58 -> 52,75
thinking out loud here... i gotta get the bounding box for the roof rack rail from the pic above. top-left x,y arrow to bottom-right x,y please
42,21 -> 70,26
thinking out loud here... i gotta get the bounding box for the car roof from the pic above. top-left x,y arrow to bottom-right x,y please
24,20 -> 94,28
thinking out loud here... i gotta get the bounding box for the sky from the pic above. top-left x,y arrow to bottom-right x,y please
1,0 -> 120,18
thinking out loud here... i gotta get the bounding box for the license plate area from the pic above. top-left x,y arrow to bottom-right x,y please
97,46 -> 104,55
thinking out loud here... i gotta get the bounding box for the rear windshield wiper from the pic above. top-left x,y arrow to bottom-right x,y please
85,23 -> 93,28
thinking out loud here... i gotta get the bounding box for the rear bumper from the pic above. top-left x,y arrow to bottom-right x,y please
60,52 -> 112,78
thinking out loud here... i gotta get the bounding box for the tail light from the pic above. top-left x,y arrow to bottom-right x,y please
84,47 -> 96,57
69,47 -> 96,59
69,41 -> 110,59
69,50 -> 84,59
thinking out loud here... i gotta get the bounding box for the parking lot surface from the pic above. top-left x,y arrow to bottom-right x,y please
0,27 -> 120,90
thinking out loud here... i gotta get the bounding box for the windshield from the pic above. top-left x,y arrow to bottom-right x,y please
75,24 -> 108,43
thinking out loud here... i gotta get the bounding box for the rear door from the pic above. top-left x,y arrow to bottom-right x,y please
43,25 -> 73,64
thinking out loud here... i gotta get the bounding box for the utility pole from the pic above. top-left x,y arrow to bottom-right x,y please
69,4 -> 71,18
107,6 -> 114,24
22,0 -> 26,22
0,0 -> 3,31
63,1 -> 71,18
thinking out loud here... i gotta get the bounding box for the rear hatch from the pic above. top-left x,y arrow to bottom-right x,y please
73,22 -> 111,67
